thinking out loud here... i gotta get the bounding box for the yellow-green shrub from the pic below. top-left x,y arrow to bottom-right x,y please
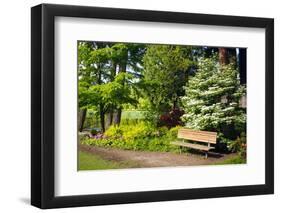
82,122 -> 181,152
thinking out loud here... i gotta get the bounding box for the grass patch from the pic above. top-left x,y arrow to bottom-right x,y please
78,151 -> 138,170
121,110 -> 146,120
213,155 -> 246,165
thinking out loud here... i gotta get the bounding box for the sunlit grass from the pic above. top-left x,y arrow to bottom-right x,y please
78,151 -> 138,170
213,155 -> 246,165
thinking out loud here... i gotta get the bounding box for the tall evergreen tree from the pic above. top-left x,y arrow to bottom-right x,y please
142,45 -> 193,123
181,55 -> 246,141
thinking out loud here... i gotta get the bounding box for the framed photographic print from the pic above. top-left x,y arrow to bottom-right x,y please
31,3 -> 274,209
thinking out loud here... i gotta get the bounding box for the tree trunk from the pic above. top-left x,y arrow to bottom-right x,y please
115,108 -> 122,125
239,48 -> 247,84
105,111 -> 114,129
109,111 -> 113,125
96,63 -> 106,132
78,108 -> 87,132
218,48 -> 229,65
114,60 -> 127,125
100,104 -> 105,132
173,97 -> 178,109
111,62 -> 117,81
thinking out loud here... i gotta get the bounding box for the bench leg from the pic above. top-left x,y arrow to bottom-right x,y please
205,152 -> 208,159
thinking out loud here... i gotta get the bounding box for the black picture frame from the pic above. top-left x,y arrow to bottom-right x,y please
31,3 -> 274,209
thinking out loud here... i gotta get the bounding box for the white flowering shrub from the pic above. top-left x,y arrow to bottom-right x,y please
181,56 -> 246,141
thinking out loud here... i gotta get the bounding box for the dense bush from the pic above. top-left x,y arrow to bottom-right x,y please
158,107 -> 184,128
167,126 -> 181,138
228,132 -> 246,159
181,56 -> 246,143
104,122 -> 154,139
81,122 -> 181,152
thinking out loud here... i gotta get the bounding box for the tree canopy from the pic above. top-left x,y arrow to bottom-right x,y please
181,55 -> 246,140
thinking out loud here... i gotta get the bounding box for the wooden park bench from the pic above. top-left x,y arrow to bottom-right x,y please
171,128 -> 217,158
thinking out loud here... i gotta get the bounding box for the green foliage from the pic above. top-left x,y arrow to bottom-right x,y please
78,42 -> 109,86
90,128 -> 98,135
78,41 -> 146,130
120,118 -> 140,126
79,72 -> 137,110
104,122 -> 155,140
81,122 -> 180,152
120,110 -> 145,126
141,45 -> 193,123
78,42 -> 247,156
228,132 -> 247,158
83,109 -> 100,129
181,55 -> 246,141
167,126 -> 181,138
103,125 -> 123,138
78,132 -> 89,141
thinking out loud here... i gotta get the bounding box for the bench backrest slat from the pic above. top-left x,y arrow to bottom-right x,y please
177,128 -> 217,144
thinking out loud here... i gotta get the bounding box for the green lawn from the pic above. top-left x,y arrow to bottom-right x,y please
78,151 -> 138,170
121,110 -> 146,120
213,155 -> 246,165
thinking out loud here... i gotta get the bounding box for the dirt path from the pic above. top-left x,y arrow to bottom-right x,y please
80,144 -> 237,168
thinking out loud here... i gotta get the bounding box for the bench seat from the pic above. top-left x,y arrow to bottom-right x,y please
171,141 -> 215,151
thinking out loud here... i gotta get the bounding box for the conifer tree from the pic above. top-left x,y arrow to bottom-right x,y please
181,55 -> 246,141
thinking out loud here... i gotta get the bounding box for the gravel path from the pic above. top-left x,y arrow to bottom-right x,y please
80,144 -> 237,168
